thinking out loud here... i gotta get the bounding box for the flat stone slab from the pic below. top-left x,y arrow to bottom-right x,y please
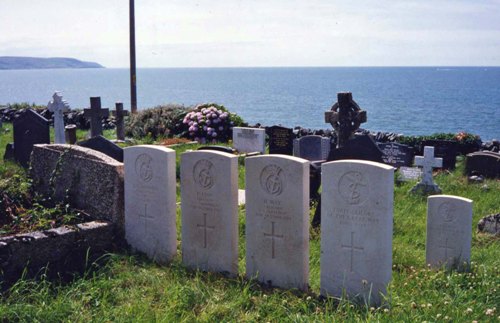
426,195 -> 473,270
181,150 -> 239,275
124,145 -> 177,264
321,160 -> 394,305
245,155 -> 310,291
233,127 -> 266,154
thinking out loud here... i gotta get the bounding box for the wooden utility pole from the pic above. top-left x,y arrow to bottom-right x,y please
129,0 -> 137,113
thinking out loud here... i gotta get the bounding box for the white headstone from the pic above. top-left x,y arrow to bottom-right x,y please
181,150 -> 239,275
411,146 -> 443,194
124,145 -> 177,263
233,127 -> 266,154
321,160 -> 394,305
426,195 -> 473,270
47,92 -> 69,144
245,155 -> 310,291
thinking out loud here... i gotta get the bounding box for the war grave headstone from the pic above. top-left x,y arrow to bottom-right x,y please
246,155 -> 310,291
84,97 -> 109,138
78,135 -> 124,162
13,109 -> 50,167
426,195 -> 472,270
293,135 -> 330,161
324,92 -> 367,148
328,134 -> 384,163
421,140 -> 458,170
321,160 -> 393,305
181,150 -> 239,275
232,127 -> 266,154
30,144 -> 124,228
113,102 -> 129,141
377,142 -> 414,167
267,125 -> 294,155
411,146 -> 443,194
47,92 -> 70,144
465,151 -> 500,178
398,166 -> 423,182
124,145 -> 177,263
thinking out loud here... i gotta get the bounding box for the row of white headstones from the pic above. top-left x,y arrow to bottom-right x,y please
124,145 -> 472,305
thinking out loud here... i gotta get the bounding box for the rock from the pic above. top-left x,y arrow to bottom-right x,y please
468,175 -> 484,183
477,213 -> 500,236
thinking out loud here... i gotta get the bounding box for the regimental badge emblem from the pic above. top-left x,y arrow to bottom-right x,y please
135,153 -> 153,182
193,159 -> 215,190
338,171 -> 369,205
439,202 -> 455,222
260,164 -> 285,196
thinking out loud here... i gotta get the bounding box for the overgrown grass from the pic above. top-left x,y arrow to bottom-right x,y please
0,123 -> 499,321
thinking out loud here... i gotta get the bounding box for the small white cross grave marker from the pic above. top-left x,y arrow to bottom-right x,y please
411,146 -> 443,194
47,92 -> 70,144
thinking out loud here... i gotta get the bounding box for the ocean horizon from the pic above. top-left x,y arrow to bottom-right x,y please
1,66 -> 499,140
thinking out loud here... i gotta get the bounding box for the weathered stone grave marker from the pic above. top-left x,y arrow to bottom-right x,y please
124,145 -> 177,263
329,134 -> 384,163
321,160 -> 393,305
78,135 -> 124,162
293,135 -> 330,161
113,102 -> 129,141
181,150 -> 239,275
47,92 -> 70,144
246,155 -> 310,291
13,109 -> 50,167
398,166 -> 423,182
465,151 -> 500,179
325,92 -> 367,148
267,125 -> 294,155
84,97 -> 109,138
426,195 -> 472,270
232,127 -> 266,154
411,146 -> 443,194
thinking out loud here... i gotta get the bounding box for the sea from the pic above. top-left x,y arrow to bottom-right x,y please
1,67 -> 499,140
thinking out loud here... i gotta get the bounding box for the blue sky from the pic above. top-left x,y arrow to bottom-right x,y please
1,0 -> 499,67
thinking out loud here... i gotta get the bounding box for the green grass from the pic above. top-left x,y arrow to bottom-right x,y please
0,123 -> 499,321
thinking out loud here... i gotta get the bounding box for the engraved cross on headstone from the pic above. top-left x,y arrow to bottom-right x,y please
197,213 -> 215,248
263,221 -> 283,259
84,97 -> 109,138
341,231 -> 364,272
439,238 -> 454,260
325,92 -> 367,148
47,92 -> 69,144
113,102 -> 129,141
138,203 -> 153,235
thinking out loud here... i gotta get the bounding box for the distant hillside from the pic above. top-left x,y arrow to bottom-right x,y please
0,56 -> 104,70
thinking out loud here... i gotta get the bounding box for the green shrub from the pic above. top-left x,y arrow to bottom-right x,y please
396,132 -> 482,155
124,104 -> 189,139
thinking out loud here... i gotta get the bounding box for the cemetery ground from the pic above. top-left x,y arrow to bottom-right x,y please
0,124 -> 499,321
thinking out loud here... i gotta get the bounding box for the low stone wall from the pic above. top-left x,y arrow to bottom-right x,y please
0,221 -> 117,287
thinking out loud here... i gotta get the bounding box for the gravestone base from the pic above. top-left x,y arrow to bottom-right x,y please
410,182 -> 442,195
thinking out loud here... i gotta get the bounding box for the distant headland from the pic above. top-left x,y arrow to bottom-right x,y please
0,56 -> 104,70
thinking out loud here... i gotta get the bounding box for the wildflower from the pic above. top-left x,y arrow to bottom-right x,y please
306,296 -> 311,301
485,308 -> 495,316
411,302 -> 417,309
436,314 -> 442,318
383,308 -> 389,313
466,308 -> 473,313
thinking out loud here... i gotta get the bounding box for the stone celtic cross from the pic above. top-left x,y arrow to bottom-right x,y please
325,92 -> 367,148
84,97 -> 109,138
47,92 -> 70,144
411,146 -> 443,194
113,102 -> 130,141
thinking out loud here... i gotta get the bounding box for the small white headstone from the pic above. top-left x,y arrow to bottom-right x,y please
47,92 -> 69,144
411,146 -> 443,194
181,150 -> 239,275
321,160 -> 394,305
124,145 -> 177,263
245,155 -> 310,291
426,195 -> 473,270
233,127 -> 266,154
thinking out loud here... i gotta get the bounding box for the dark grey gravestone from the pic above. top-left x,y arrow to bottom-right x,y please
197,145 -> 235,154
465,151 -> 500,178
421,140 -> 458,170
113,102 -> 129,141
267,125 -> 294,155
13,109 -> 50,167
3,143 -> 14,161
377,142 -> 414,167
293,135 -> 330,161
83,97 -> 109,138
328,134 -> 384,163
77,135 -> 123,162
